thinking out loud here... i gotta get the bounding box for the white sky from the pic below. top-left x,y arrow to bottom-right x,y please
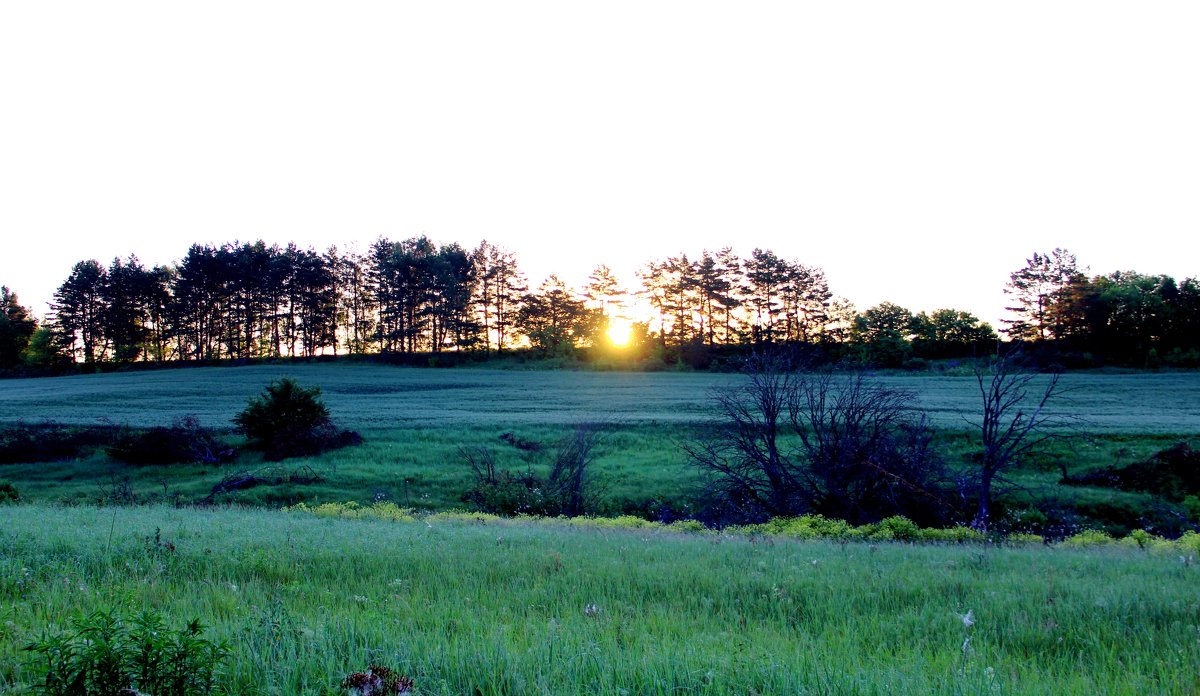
2,2 -> 1198,328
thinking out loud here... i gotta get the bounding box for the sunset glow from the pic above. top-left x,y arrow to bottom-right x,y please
606,318 -> 634,347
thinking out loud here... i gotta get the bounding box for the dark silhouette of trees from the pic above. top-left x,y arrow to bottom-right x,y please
1000,248 -> 1200,365
0,287 -> 37,369
471,240 -> 525,355
515,276 -> 598,353
910,309 -> 998,359
31,238 -> 1194,369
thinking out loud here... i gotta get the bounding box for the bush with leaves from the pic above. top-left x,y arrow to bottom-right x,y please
24,609 -> 228,695
233,378 -> 361,461
0,480 -> 19,503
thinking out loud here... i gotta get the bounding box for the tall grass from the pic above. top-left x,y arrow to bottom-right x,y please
2,503 -> 1198,694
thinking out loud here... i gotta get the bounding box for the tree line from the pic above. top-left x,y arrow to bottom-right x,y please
1,240 -> 1196,370
1003,248 -> 1200,366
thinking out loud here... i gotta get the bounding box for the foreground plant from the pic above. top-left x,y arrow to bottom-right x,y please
24,609 -> 228,696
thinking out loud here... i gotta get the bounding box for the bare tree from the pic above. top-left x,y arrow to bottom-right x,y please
547,421 -> 606,516
686,353 -> 948,524
970,350 -> 1065,529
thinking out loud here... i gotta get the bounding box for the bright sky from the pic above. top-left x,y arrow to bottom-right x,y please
2,2 -> 1197,328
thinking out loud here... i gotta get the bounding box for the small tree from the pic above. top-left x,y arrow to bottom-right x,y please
970,350 -> 1065,530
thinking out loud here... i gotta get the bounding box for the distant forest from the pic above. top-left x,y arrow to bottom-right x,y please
2,240 -> 1198,372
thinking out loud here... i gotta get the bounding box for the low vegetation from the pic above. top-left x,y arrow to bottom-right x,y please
2,504 -> 1199,694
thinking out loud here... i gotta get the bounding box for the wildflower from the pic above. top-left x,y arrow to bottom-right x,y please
340,665 -> 413,695
584,603 -> 601,617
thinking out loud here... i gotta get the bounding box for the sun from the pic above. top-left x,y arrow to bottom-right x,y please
606,318 -> 634,347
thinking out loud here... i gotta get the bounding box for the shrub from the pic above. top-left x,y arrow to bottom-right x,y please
1183,495 -> 1200,522
0,421 -> 117,464
233,378 -> 362,461
23,608 -> 228,695
873,515 -> 922,541
1060,529 -> 1113,547
1006,533 -> 1045,545
0,480 -> 19,503
461,423 -> 605,517
106,416 -> 234,465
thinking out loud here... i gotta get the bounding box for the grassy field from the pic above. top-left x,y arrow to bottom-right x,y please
3,364 -> 1200,432
1,365 -> 1198,513
2,503 -> 1198,695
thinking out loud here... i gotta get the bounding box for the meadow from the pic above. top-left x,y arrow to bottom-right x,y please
2,503 -> 1199,695
2,366 -> 1200,694
1,365 -> 1198,516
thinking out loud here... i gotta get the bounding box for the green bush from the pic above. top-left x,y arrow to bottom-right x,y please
233,378 -> 361,461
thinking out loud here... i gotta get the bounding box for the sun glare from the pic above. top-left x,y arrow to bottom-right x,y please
606,318 -> 633,347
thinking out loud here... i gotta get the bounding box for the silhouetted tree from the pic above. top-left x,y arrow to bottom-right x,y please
52,260 -> 108,364
0,286 -> 37,368
1004,248 -> 1084,341
516,276 -> 597,353
471,240 -> 525,354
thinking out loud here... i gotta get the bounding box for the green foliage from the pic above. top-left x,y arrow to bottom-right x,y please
233,378 -> 359,461
1060,529 -> 1113,547
853,302 -> 914,367
23,608 -> 228,695
19,326 -> 71,370
1064,441 -> 1200,500
1182,495 -> 1200,522
461,423 -> 605,517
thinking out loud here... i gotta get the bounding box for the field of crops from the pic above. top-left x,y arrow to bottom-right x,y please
2,503 -> 1198,695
